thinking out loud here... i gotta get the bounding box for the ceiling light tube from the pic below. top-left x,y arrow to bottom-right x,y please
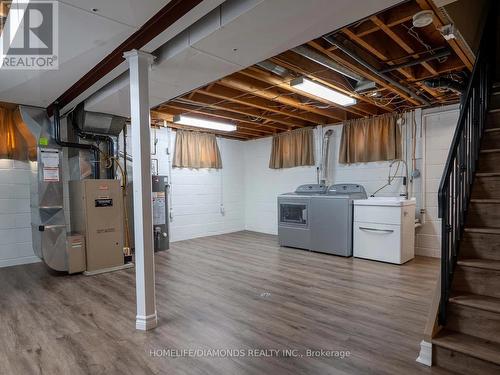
290,77 -> 357,106
173,115 -> 237,132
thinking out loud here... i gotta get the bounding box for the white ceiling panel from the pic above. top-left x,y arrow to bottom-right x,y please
84,0 -> 402,118
85,47 -> 241,115
60,0 -> 169,28
150,47 -> 241,92
191,0 -> 401,68
0,0 -> 224,108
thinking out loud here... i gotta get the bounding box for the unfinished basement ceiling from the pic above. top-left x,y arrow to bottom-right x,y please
153,0 -> 471,140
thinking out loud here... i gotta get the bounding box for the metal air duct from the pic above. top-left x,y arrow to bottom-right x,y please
324,35 -> 432,107
19,106 -> 68,272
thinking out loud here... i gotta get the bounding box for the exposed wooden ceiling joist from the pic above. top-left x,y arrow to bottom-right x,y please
158,102 -> 289,132
197,84 -> 330,124
308,40 -> 421,106
176,92 -> 310,128
218,73 -> 345,122
153,0 -> 468,140
269,51 -> 390,114
151,112 -> 251,140
242,66 -> 369,119
352,1 -> 423,38
415,0 -> 473,71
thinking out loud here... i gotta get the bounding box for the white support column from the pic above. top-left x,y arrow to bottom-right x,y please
124,49 -> 157,331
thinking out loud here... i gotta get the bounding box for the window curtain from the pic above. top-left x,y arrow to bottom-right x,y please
269,127 -> 315,169
173,130 -> 222,169
0,105 -> 36,161
339,114 -> 402,164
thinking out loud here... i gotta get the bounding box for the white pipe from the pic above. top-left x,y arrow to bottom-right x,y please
166,125 -> 174,222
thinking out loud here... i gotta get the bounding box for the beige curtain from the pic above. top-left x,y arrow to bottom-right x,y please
0,105 -> 37,161
173,130 -> 222,169
269,127 -> 315,169
339,114 -> 402,164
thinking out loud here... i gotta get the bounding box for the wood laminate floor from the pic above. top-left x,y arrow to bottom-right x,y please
0,231 -> 448,375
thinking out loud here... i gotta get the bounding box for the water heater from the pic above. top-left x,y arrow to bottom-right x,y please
152,175 -> 169,252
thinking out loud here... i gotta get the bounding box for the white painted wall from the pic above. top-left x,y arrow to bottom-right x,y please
0,105 -> 458,268
243,106 -> 459,257
0,159 -> 39,267
416,107 -> 460,257
122,125 -> 246,243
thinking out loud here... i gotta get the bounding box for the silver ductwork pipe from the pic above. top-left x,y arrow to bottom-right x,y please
20,106 -> 68,272
256,61 -> 289,77
324,35 -> 431,107
292,45 -> 364,82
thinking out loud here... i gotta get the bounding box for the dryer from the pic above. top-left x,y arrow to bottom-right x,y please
278,183 -> 367,256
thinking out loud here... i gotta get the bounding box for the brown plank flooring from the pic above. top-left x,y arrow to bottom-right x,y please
0,231 -> 448,375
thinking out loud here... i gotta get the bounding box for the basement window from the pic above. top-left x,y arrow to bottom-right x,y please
269,127 -> 315,169
0,105 -> 36,162
172,130 -> 222,169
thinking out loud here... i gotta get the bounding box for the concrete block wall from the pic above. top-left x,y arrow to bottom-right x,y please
243,106 -> 459,258
122,125 -> 246,243
0,159 -> 39,267
0,105 -> 457,267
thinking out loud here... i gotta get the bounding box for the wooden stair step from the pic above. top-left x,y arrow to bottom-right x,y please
464,227 -> 500,235
468,201 -> 500,227
461,231 -> 500,260
457,259 -> 500,271
476,172 -> 500,177
454,259 -> 500,298
482,128 -> 500,149
484,127 -> 500,133
470,198 -> 500,204
478,147 -> 500,172
450,293 -> 500,314
480,148 -> 500,153
433,330 -> 500,366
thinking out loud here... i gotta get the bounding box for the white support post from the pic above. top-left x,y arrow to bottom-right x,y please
124,49 -> 157,331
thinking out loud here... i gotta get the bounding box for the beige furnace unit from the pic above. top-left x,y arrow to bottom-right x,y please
69,179 -> 124,273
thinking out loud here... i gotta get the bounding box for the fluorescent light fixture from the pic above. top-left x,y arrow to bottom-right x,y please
173,115 -> 237,132
290,77 -> 357,106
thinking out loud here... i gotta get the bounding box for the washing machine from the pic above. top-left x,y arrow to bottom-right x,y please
278,183 -> 367,256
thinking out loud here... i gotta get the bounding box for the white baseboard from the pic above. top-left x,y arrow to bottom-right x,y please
136,312 -> 158,331
416,340 -> 432,367
0,256 -> 41,269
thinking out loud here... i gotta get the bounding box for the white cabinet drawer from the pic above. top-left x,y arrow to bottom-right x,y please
354,205 -> 402,225
353,221 -> 403,264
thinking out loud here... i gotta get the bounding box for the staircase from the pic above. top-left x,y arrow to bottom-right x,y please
432,109 -> 500,374
430,4 -> 500,373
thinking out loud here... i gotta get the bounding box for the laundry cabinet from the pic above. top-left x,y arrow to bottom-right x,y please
353,198 -> 416,264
